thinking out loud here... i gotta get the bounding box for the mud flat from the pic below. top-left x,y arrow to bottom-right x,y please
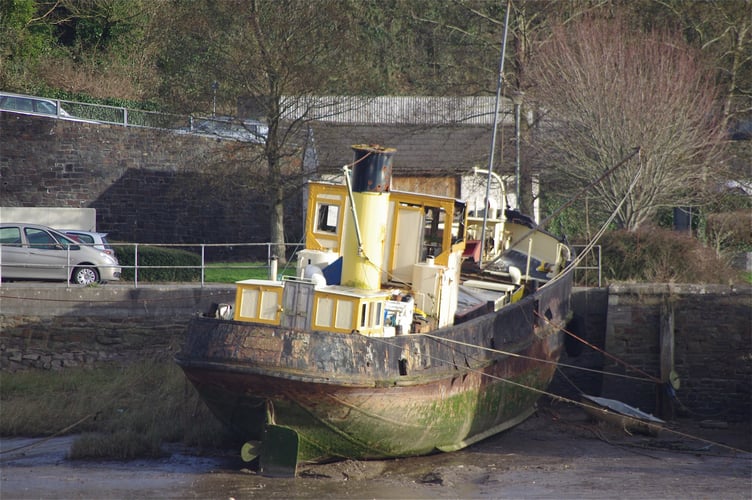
1,405 -> 749,499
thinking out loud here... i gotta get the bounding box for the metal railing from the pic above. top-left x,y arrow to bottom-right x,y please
121,242 -> 300,287
572,244 -> 602,287
2,240 -> 602,288
61,100 -> 189,129
0,241 -> 302,288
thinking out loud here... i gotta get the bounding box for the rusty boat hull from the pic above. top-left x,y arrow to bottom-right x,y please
176,269 -> 572,464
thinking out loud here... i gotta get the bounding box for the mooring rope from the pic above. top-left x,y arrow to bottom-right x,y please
0,412 -> 96,459
366,331 -> 750,457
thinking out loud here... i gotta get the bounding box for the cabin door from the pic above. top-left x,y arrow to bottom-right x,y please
281,280 -> 315,330
389,206 -> 423,284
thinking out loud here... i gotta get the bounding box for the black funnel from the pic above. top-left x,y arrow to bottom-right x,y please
350,144 -> 395,193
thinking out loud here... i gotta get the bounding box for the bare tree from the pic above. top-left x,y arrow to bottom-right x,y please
156,0 -> 368,263
528,15 -> 726,231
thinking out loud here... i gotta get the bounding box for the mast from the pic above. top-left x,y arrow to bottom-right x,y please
479,0 -> 512,267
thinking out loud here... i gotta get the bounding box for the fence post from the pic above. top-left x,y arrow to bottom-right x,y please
201,244 -> 205,287
134,243 -> 139,287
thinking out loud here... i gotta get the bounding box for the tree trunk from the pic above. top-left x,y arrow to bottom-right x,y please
269,177 -> 287,265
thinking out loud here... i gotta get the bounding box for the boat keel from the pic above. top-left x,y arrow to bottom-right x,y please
247,424 -> 300,477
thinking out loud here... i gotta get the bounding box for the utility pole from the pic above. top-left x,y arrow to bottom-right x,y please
211,81 -> 219,117
510,90 -> 524,210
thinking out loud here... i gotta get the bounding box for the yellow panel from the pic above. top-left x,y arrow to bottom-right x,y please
237,288 -> 259,320
335,299 -> 355,330
315,296 -> 334,328
259,290 -> 281,320
305,183 -> 347,252
389,205 -> 423,283
234,282 -> 283,324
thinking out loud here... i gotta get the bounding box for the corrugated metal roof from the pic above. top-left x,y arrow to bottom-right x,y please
281,95 -> 514,125
310,122 -> 518,177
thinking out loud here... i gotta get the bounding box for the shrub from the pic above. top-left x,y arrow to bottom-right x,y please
115,245 -> 201,282
598,226 -> 741,284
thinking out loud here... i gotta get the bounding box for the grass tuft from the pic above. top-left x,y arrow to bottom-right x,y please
0,361 -> 237,458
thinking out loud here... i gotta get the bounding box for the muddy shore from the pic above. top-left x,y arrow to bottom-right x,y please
2,403 -> 749,499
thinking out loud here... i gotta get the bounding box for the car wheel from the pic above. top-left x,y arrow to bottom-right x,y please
72,266 -> 99,286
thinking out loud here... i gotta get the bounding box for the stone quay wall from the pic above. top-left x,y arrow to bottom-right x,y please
1,284 -> 750,422
0,285 -> 235,371
599,284 -> 751,422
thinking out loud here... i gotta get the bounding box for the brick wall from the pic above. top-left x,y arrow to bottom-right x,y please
0,113 -> 303,257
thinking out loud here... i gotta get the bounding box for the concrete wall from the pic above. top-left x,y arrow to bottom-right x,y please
1,207 -> 96,231
1,283 -> 750,422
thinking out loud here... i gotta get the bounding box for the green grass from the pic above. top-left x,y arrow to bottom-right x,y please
0,361 -> 237,459
203,261 -> 298,283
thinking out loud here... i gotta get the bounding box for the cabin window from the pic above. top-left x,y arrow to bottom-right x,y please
360,303 -> 368,328
371,302 -> 383,327
423,206 -> 443,259
452,201 -> 466,244
259,290 -> 281,320
238,288 -> 259,319
316,203 -> 340,234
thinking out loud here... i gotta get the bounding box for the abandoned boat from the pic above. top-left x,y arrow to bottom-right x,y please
176,144 -> 575,476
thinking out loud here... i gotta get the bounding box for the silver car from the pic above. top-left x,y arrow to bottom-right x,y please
0,92 -> 71,117
189,115 -> 268,143
0,223 -> 121,285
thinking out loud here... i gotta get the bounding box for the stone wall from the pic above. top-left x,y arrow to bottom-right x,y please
0,285 -> 235,372
1,284 -> 750,422
601,284 -> 751,422
0,113 -> 303,259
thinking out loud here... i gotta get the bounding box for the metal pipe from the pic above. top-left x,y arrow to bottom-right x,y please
473,167 -> 507,212
513,95 -> 522,209
342,166 -> 364,256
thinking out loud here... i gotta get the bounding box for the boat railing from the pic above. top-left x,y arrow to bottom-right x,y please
571,244 -> 602,287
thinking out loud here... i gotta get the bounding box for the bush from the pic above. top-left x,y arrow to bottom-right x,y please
115,245 -> 201,282
598,226 -> 741,284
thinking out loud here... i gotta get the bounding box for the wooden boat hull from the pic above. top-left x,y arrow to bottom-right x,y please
176,270 -> 573,465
